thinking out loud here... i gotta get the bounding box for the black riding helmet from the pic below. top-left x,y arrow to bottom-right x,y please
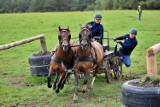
130,29 -> 137,35
94,13 -> 102,19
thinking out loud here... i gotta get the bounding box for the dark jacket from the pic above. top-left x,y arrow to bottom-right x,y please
116,34 -> 138,55
85,21 -> 104,40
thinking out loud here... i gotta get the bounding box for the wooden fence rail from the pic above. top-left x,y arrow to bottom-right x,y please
0,34 -> 47,53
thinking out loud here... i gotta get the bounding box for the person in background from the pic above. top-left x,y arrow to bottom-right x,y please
137,5 -> 142,21
85,13 -> 104,45
114,29 -> 138,67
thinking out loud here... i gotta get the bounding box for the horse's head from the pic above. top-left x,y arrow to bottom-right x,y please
79,27 -> 92,50
58,26 -> 71,51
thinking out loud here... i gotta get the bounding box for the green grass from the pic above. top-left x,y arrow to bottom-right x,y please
0,10 -> 160,107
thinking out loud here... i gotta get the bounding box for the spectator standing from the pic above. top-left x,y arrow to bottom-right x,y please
137,5 -> 142,21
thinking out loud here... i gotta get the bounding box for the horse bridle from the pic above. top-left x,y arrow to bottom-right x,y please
79,28 -> 92,45
58,29 -> 71,47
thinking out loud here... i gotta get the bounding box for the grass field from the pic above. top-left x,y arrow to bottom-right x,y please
0,10 -> 160,107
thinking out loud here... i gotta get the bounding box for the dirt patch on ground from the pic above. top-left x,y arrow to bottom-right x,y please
130,76 -> 160,87
121,75 -> 140,81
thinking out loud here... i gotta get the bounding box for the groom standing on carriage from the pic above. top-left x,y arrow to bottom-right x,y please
85,13 -> 104,45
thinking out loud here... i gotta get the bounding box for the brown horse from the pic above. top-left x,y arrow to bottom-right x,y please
47,26 -> 76,93
73,27 -> 104,101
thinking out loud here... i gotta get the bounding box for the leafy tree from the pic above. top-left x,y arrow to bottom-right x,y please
71,0 -> 80,11
43,0 -> 57,11
0,0 -> 159,13
105,0 -> 113,10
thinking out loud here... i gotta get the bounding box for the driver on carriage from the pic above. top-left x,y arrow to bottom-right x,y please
85,13 -> 104,45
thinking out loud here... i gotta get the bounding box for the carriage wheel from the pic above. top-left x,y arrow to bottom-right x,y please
113,57 -> 122,79
104,60 -> 112,83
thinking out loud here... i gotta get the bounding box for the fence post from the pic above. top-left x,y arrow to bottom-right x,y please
146,43 -> 160,77
0,34 -> 47,53
40,36 -> 47,53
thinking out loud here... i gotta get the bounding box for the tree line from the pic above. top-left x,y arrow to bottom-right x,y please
0,0 -> 159,13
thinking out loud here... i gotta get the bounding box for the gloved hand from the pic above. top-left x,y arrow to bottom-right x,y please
87,25 -> 92,29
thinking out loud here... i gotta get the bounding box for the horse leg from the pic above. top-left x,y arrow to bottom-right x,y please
65,73 -> 70,84
53,72 -> 59,91
55,72 -> 65,93
89,68 -> 97,94
60,73 -> 70,90
47,72 -> 52,88
82,70 -> 90,93
73,70 -> 79,102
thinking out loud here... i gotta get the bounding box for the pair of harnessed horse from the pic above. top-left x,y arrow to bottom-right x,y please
47,26 -> 104,102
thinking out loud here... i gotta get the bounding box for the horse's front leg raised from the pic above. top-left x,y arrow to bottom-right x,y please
82,70 -> 90,93
73,70 -> 79,102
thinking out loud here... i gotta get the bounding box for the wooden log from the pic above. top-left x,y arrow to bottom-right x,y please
146,43 -> 160,77
0,34 -> 47,53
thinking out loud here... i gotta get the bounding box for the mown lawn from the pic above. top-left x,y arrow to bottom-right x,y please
0,10 -> 160,107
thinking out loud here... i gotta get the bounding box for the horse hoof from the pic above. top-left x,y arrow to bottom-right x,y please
82,86 -> 87,93
60,85 -> 64,90
55,89 -> 60,93
48,84 -> 52,88
73,95 -> 78,103
82,89 -> 86,93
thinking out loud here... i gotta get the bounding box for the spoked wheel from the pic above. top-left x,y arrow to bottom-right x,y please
104,60 -> 112,83
113,57 -> 122,79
